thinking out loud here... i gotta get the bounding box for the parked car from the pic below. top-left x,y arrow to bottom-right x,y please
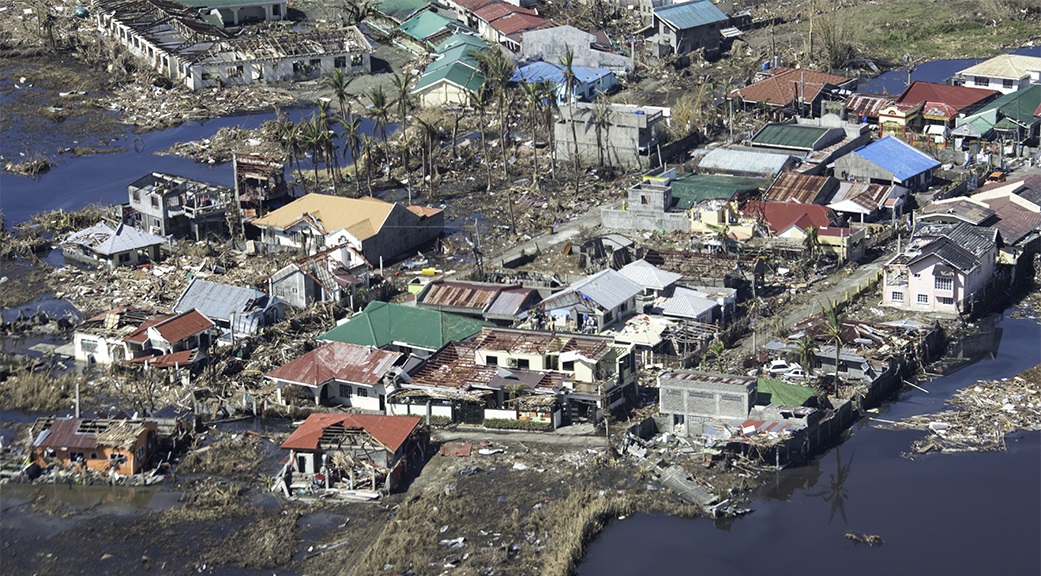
783,367 -> 809,380
765,360 -> 802,376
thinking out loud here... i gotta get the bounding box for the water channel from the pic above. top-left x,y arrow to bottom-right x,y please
578,314 -> 1041,575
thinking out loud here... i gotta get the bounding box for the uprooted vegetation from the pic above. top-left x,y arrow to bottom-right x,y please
0,367 -> 82,412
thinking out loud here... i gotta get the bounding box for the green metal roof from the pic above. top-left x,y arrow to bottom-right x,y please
757,378 -> 816,406
973,84 -> 1041,127
412,61 -> 484,94
319,301 -> 490,350
751,124 -> 831,150
669,174 -> 765,210
398,10 -> 460,42
377,0 -> 431,23
435,32 -> 487,54
425,45 -> 480,74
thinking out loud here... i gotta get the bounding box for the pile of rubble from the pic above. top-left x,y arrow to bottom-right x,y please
889,371 -> 1041,455
160,124 -> 285,164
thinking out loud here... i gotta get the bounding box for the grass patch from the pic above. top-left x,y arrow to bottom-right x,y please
0,369 -> 80,412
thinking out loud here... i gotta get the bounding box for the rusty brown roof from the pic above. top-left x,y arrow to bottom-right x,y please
764,172 -> 836,204
469,327 -> 611,361
151,309 -> 214,343
844,93 -> 894,120
281,413 -> 421,453
406,343 -> 566,392
264,342 -> 403,387
32,418 -> 152,451
418,281 -> 536,317
737,67 -> 852,108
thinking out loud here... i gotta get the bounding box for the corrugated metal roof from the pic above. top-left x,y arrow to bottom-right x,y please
618,259 -> 682,291
172,278 -> 268,322
123,349 -> 200,368
896,81 -> 998,113
751,124 -> 832,151
32,418 -> 150,451
420,281 -> 500,311
669,173 -> 765,208
151,309 -> 215,343
281,413 -> 421,452
567,269 -> 642,310
844,93 -> 893,120
435,32 -> 487,53
485,288 -> 536,318
653,0 -> 727,30
63,223 -> 167,256
660,287 -> 717,320
920,198 -> 996,225
696,148 -> 793,177
266,341 -> 402,387
320,301 -> 491,351
398,10 -> 463,42
511,61 -> 613,85
735,67 -> 851,108
852,136 -> 941,182
957,54 -> 1041,80
251,194 -> 398,240
470,327 -> 612,360
659,370 -> 756,386
980,196 -> 1041,245
764,172 -> 835,204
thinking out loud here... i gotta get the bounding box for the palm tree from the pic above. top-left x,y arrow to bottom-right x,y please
358,133 -> 375,195
301,117 -> 328,188
538,80 -> 559,174
475,48 -> 515,180
394,132 -> 417,204
416,116 -> 445,198
316,99 -> 340,183
708,339 -> 726,372
391,73 -> 414,196
821,299 -> 845,386
340,108 -> 362,195
275,117 -> 304,192
324,69 -> 352,116
364,86 -> 392,163
795,335 -> 818,377
466,83 -> 493,193
520,81 -> 542,188
592,95 -> 611,170
803,226 -> 823,264
560,45 -> 581,191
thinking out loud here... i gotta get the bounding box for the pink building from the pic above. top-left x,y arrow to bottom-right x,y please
882,222 -> 997,314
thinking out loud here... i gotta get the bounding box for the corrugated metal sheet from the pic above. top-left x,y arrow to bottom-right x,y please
852,136 -> 940,182
152,309 -> 214,343
844,93 -> 893,120
569,269 -> 641,311
470,327 -> 612,361
485,288 -> 536,318
697,148 -> 793,177
265,342 -> 402,387
659,371 -> 756,386
653,0 -> 727,30
751,124 -> 831,151
618,259 -> 682,291
765,172 -> 834,204
173,278 -> 267,322
660,287 -> 717,320
281,413 -> 421,452
421,282 -> 500,311
63,223 -> 167,256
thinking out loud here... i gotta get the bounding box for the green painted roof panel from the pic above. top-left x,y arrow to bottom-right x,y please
398,10 -> 460,42
377,0 -> 431,22
320,301 -> 490,350
972,84 -> 1041,126
412,61 -> 484,94
435,32 -> 488,53
669,174 -> 766,209
757,378 -> 816,406
751,124 -> 831,150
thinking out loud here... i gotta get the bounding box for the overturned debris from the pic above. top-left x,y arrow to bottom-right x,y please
845,532 -> 885,546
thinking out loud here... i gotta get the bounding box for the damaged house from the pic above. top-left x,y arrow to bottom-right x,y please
234,153 -> 290,218
267,243 -> 371,309
536,268 -> 642,332
172,278 -> 284,337
320,300 -> 491,357
30,417 -> 158,476
280,413 -> 427,492
415,279 -> 540,324
126,172 -> 234,240
266,342 -> 405,411
93,0 -> 372,91
555,103 -> 668,170
73,307 -> 217,367
61,222 -> 168,268
250,193 -> 444,263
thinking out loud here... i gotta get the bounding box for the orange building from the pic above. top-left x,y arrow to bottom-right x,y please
31,418 -> 157,476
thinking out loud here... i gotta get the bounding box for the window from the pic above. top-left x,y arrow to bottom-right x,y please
358,388 -> 368,398
934,277 -> 952,290
891,292 -> 904,302
339,384 -> 352,397
509,358 -> 530,369
334,56 -> 347,68
90,452 -> 98,460
272,4 -> 281,15
939,297 -> 955,305
913,273 -> 921,278
1003,79 -> 1014,89
151,196 -> 160,208
70,452 -> 85,462
975,76 -> 989,87
917,294 -> 929,304
132,190 -> 140,203
486,355 -> 498,366
227,66 -> 243,78
81,338 -> 98,353
119,253 -> 131,263
562,361 -> 575,371
640,195 -> 649,205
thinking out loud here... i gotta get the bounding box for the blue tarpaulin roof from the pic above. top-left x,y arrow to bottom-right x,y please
653,0 -> 728,30
511,61 -> 613,85
852,136 -> 940,182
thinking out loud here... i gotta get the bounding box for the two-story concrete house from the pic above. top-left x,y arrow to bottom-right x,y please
650,0 -> 728,57
658,370 -> 757,436
882,222 -> 998,314
127,172 -> 234,240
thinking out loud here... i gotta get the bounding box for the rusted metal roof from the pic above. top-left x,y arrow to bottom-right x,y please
281,413 -> 421,453
32,418 -> 151,451
844,93 -> 893,120
123,349 -> 200,369
469,327 -> 611,361
265,342 -> 402,387
659,371 -> 756,387
151,309 -> 214,343
406,343 -> 565,392
764,172 -> 836,204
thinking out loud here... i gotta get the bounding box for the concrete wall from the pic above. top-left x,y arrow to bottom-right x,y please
418,80 -> 471,107
659,372 -> 756,422
521,26 -> 633,74
601,208 -> 689,232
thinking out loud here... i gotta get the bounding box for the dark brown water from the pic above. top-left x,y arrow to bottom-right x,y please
579,315 -> 1041,575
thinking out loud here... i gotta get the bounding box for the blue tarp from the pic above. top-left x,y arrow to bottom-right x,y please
852,136 -> 941,182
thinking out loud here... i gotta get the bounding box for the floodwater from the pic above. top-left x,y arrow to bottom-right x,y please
0,107 -> 381,227
578,315 -> 1041,575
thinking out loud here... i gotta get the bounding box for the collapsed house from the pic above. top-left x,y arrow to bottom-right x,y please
62,222 -> 168,268
414,279 -> 540,324
30,417 -> 158,476
555,103 -> 669,170
279,413 -> 427,493
267,243 -> 371,309
172,278 -> 284,337
73,307 -> 217,368
234,153 -> 290,218
92,0 -> 373,91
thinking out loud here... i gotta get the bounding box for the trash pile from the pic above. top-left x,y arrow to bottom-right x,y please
888,372 -> 1041,455
101,82 -> 298,132
159,124 -> 285,164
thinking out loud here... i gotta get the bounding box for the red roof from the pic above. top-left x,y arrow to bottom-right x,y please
281,413 -> 421,453
453,0 -> 498,12
474,2 -> 537,22
264,342 -> 402,387
122,315 -> 172,345
490,12 -> 551,36
151,309 -> 214,343
895,81 -> 998,117
737,67 -> 851,108
751,201 -> 836,234
123,349 -> 200,368
764,172 -> 835,204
